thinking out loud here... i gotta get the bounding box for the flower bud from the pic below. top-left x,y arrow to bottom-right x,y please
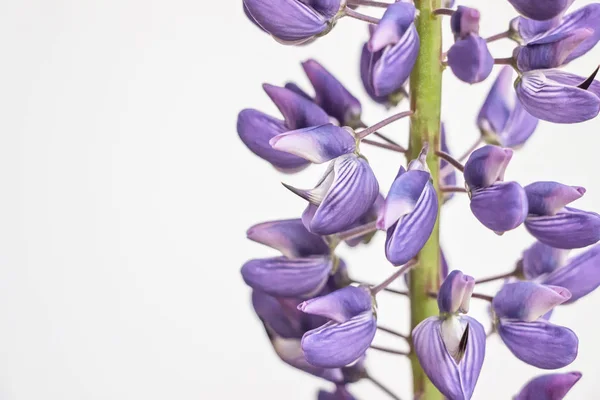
447,34 -> 493,84
492,281 -> 571,322
438,270 -> 476,314
464,145 -> 513,189
451,6 -> 480,40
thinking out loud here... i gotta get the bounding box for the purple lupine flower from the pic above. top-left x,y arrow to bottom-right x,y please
515,371 -> 582,400
302,59 -> 363,127
523,181 -> 600,249
317,385 -> 358,400
492,282 -> 571,322
299,285 -> 377,368
451,6 -> 480,40
284,153 -> 379,235
361,3 -> 419,100
447,34 -> 493,84
413,271 -> 486,400
521,241 -> 569,280
378,147 -> 438,266
507,0 -> 575,21
515,68 -> 600,123
243,0 -> 343,44
238,84 -> 330,171
510,15 -> 563,43
477,67 -> 539,148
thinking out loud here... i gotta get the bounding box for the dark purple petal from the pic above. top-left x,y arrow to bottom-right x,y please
498,320 -> 578,369
413,316 -> 486,400
247,218 -> 329,258
385,181 -> 438,266
298,285 -> 373,323
368,2 -> 416,52
522,241 -> 569,279
525,181 -> 586,216
477,67 -> 513,140
525,207 -> 600,249
543,245 -> 600,303
284,82 -> 313,100
492,282 -> 571,322
447,34 -> 493,84
470,182 -> 528,233
237,109 -> 310,171
438,270 -> 475,314
242,256 -> 333,298
500,100 -> 539,148
507,0 -> 574,21
464,145 -> 513,189
360,44 -> 391,105
515,371 -> 582,400
318,386 -> 357,400
451,6 -> 480,40
302,59 -> 362,126
263,83 -> 330,129
305,0 -> 343,20
270,124 -> 356,164
377,168 -> 430,230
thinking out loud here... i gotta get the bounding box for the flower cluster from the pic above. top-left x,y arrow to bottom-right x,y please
238,0 -> 600,399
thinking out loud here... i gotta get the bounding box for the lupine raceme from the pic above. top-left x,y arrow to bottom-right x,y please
237,0 -> 600,398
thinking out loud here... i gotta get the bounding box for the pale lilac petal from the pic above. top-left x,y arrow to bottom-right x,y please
470,182 -> 528,233
377,168 -> 430,230
514,16 -> 562,42
543,245 -> 600,303
451,6 -> 480,40
438,270 -> 476,314
447,34 -> 493,84
246,219 -> 329,258
500,101 -> 539,148
507,0 -> 574,21
492,282 -> 571,322
298,285 -> 372,323
284,82 -> 313,100
516,28 -> 593,71
562,4 -> 600,62
477,67 -> 513,139
522,241 -> 570,279
498,320 -> 578,369
272,337 -> 344,382
464,145 -> 513,189
525,181 -> 586,216
542,69 -> 600,97
525,207 -> 600,249
263,83 -> 330,129
368,2 -> 416,52
515,371 -> 582,400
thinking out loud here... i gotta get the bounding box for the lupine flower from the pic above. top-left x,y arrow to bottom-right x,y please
507,0 -> 575,21
493,281 -> 578,369
464,146 -> 528,233
451,6 -> 480,40
377,146 -> 438,266
284,153 -> 379,235
237,84 -> 330,171
515,371 -> 582,400
413,271 -> 486,400
477,67 -> 539,148
447,34 -> 493,84
317,385 -> 358,400
360,3 -> 419,100
521,241 -> 569,280
515,68 -> 600,123
524,181 -> 600,249
344,193 -> 384,247
243,0 -> 344,44
510,15 -> 562,43
299,285 -> 377,368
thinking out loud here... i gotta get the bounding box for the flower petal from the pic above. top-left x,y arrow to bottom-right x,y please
385,181 -> 438,266
515,371 -> 582,400
477,67 -> 513,140
525,181 -> 586,216
246,219 -> 329,258
522,241 -> 569,280
507,0 -> 574,21
447,34 -> 493,84
464,145 -> 513,189
270,124 -> 356,163
252,290 -> 306,339
451,6 -> 480,40
525,207 -> 600,249
360,43 -> 390,105
368,2 -> 416,52
345,193 -> 384,247
516,28 -> 593,71
263,83 -> 330,129
561,4 -> 600,62
470,182 -> 528,233
492,282 -> 571,322
543,244 -> 600,303
412,316 -> 486,400
298,285 -> 373,323
498,320 -> 578,369
242,256 -> 333,298
500,100 -> 539,148
377,168 -> 430,230
318,386 -> 357,400
438,270 -> 476,314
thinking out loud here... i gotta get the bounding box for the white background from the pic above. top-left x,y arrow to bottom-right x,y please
0,0 -> 599,399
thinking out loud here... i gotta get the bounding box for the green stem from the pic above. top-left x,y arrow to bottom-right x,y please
408,1 -> 444,399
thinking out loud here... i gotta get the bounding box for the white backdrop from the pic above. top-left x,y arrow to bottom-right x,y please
0,1 -> 599,399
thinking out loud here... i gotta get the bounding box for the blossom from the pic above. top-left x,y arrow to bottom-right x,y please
515,371 -> 582,400
447,34 -> 493,84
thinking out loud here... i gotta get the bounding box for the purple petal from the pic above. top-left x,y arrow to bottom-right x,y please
301,311 -> 377,368
270,124 -> 356,164
252,290 -> 306,339
516,28 -> 593,71
492,282 -> 571,322
360,44 -> 391,105
561,4 -> 600,62
438,270 -> 476,314
246,219 -> 329,258
500,100 -> 539,148
318,386 -> 357,400
272,336 -> 344,382
368,2 -> 416,52
385,181 -> 438,266
522,241 -> 569,279
464,145 -> 513,189
515,371 -> 582,400
302,59 -> 362,126
263,84 -> 330,129
242,256 -> 333,298
507,0 -> 574,21
477,67 -> 513,140
237,109 -> 310,171
284,82 -> 313,100
514,16 -> 562,42
525,207 -> 600,249
412,316 -> 486,400
451,6 -> 481,40
543,69 -> 600,97
498,320 -> 578,369
515,70 -> 600,123
447,34 -> 493,84
470,182 -> 528,233
298,285 -> 373,323
525,181 -> 586,216
543,245 -> 600,303
345,193 -> 384,247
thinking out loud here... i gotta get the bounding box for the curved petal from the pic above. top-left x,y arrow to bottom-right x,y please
360,44 -> 390,105
492,282 -> 571,322
284,82 -> 313,100
515,16 -> 562,42
516,28 -> 593,71
525,181 -> 586,216
302,311 -> 377,368
447,34 -> 493,84
298,285 -> 373,323
477,66 -> 513,139
241,256 -> 333,298
500,100 -> 539,148
272,337 -> 344,382
345,193 -> 384,247
543,245 -> 600,303
507,0 -> 574,21
237,109 -> 310,171
470,182 -> 528,233
377,168 -> 430,230
385,181 -> 438,266
464,145 -> 513,189
412,316 -> 486,400
498,320 -> 578,369
252,290 -> 306,339
525,207 -> 600,249
451,6 -> 481,40
522,241 -> 569,279
542,69 -> 600,98
368,2 -> 416,52
263,83 -> 330,129
515,371 -> 582,400
270,124 -> 356,163
438,270 -> 475,314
